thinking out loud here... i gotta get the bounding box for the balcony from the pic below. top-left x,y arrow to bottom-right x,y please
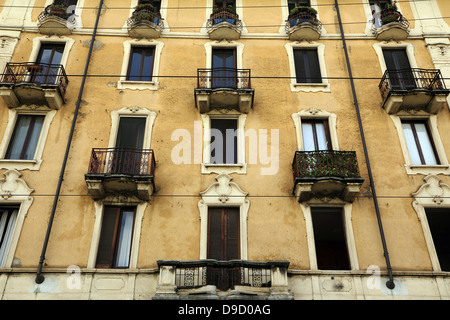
379,68 -> 450,114
127,4 -> 164,38
194,68 -> 254,113
38,4 -> 76,35
206,7 -> 243,40
285,7 -> 322,41
292,151 -> 364,202
153,259 -> 293,300
373,10 -> 409,41
84,148 -> 156,201
0,62 -> 68,109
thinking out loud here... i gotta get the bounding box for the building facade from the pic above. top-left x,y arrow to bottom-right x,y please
0,0 -> 449,300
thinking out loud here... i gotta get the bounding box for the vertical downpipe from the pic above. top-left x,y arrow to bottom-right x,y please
334,0 -> 395,289
35,0 -> 105,284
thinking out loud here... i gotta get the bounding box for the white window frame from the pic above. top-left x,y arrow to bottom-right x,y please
291,108 -> 339,151
87,199 -> 147,269
201,112 -> 247,175
117,39 -> 164,91
0,169 -> 33,269
0,108 -> 56,171
198,173 -> 249,260
300,202 -> 359,271
390,114 -> 450,175
412,175 -> 450,272
285,42 -> 330,92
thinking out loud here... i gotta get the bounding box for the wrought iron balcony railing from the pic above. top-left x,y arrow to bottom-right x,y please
126,7 -> 164,30
0,62 -> 69,98
87,148 -> 156,177
372,9 -> 409,30
285,10 -> 322,31
207,7 -> 242,29
158,259 -> 289,291
38,4 -> 72,22
197,68 -> 251,90
292,150 -> 362,181
379,68 -> 449,101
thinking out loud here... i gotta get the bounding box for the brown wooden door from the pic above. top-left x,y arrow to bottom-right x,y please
207,207 -> 240,290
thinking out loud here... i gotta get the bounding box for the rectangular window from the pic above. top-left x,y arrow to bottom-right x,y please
207,207 -> 240,290
288,0 -> 311,12
311,207 -> 350,270
210,119 -> 238,164
212,48 -> 237,89
301,119 -> 331,151
5,115 -> 45,160
126,46 -> 155,82
294,49 -> 322,84
0,206 -> 19,267
402,121 -> 439,165
425,208 -> 450,271
96,206 -> 136,268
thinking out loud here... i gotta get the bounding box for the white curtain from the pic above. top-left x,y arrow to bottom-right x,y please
0,209 -> 18,267
302,122 -> 328,151
114,210 -> 134,268
402,123 -> 437,165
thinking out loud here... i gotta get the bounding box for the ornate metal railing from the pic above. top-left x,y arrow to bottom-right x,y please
0,62 -> 69,98
285,10 -> 322,31
379,68 -> 449,101
207,7 -> 242,30
127,7 -> 164,30
292,150 -> 361,180
38,4 -> 73,21
372,9 -> 409,30
197,68 -> 251,90
158,260 -> 288,291
87,148 -> 156,176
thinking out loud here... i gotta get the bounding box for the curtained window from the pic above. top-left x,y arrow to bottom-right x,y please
0,207 -> 19,267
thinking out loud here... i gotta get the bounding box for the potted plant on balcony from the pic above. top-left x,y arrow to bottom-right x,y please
134,3 -> 157,12
212,4 -> 236,25
289,6 -> 318,27
381,2 -> 400,25
46,3 -> 67,18
132,3 -> 159,24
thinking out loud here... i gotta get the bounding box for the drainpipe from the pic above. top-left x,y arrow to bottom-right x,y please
35,0 -> 105,284
334,0 -> 395,289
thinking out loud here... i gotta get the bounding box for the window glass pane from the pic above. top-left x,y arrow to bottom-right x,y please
6,115 -> 45,160
294,49 -> 321,83
315,122 -> 328,150
210,119 -> 237,164
426,208 -> 450,271
302,123 -> 315,151
0,208 -> 18,267
402,122 -> 422,165
414,123 -> 438,165
128,50 -> 143,81
141,51 -> 154,81
115,209 -> 134,268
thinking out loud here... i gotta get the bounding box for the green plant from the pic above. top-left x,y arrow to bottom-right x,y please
134,3 -> 156,12
382,2 -> 398,12
382,14 -> 399,24
290,6 -> 317,16
134,12 -> 152,22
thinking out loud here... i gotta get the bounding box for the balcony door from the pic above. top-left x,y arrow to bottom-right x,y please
207,207 -> 240,290
110,117 -> 146,175
32,43 -> 65,85
383,49 -> 416,90
212,48 -> 237,89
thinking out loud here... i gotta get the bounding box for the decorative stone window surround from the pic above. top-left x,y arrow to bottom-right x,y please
201,111 -> 247,175
300,200 -> 360,271
389,113 -> 450,175
0,108 -> 57,171
117,39 -> 164,91
0,169 -> 33,268
412,175 -> 450,272
198,173 -> 250,260
291,108 -> 339,151
284,41 -> 330,92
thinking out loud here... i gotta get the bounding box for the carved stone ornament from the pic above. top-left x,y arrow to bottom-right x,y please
0,169 -> 33,199
200,173 -> 248,202
412,174 -> 450,205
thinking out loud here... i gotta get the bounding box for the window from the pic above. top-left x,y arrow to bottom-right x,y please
207,207 -> 240,290
33,43 -> 65,85
96,206 -> 136,268
126,46 -> 155,82
5,115 -> 45,160
425,208 -> 450,271
301,119 -> 331,151
0,206 -> 19,267
212,48 -> 237,89
382,49 -> 416,90
311,207 -> 350,270
288,0 -> 311,12
210,119 -> 238,164
294,49 -> 322,84
402,121 -> 439,166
